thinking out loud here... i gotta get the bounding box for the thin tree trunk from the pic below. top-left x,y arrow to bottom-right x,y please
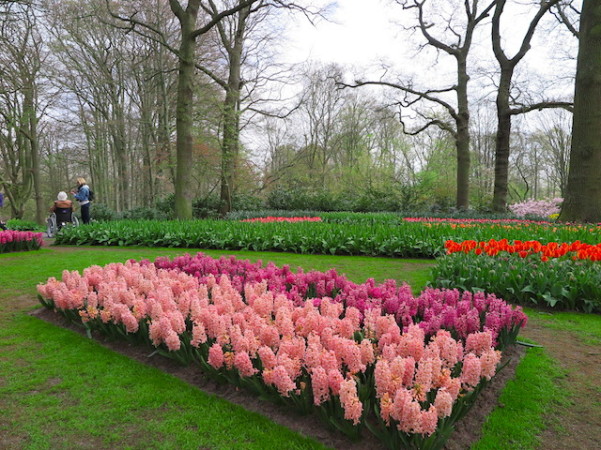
24,85 -> 44,224
219,52 -> 242,217
218,5 -> 249,217
219,89 -> 240,216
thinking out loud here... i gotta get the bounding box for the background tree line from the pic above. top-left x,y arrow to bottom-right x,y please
0,0 -> 597,222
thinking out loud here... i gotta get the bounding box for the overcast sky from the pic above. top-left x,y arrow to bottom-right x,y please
286,0 -> 400,67
281,0 -> 577,90
246,1 -> 577,157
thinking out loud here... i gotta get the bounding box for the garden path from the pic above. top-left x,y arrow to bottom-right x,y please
522,322 -> 601,449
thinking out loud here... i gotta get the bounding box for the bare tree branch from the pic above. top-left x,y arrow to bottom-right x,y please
510,101 -> 573,115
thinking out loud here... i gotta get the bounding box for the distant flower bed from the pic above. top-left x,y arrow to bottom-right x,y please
0,230 -> 43,253
403,217 -> 555,226
240,216 -> 322,223
508,198 -> 562,218
38,259 -> 518,448
432,239 -> 601,312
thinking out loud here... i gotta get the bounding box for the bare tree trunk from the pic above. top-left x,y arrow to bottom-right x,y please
172,2 -> 199,220
492,69 -> 513,212
560,0 -> 601,222
218,9 -> 247,216
455,57 -> 471,210
219,86 -> 241,216
23,84 -> 44,224
491,0 -> 563,212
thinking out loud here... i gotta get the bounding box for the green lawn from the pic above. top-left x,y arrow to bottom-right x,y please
1,245 -> 596,449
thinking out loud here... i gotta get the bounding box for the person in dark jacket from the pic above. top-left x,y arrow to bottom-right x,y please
72,177 -> 91,224
50,191 -> 75,230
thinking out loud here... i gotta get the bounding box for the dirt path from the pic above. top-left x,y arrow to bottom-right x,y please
522,322 -> 601,449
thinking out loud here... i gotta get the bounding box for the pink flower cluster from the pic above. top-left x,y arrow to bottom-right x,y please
402,217 -> 553,226
240,216 -> 322,223
508,198 -> 563,218
374,327 -> 500,435
38,262 -> 502,438
149,253 -> 527,347
0,230 -> 43,252
38,262 -> 200,350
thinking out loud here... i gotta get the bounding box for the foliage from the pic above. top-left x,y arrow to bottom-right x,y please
232,193 -> 264,211
6,218 -> 44,232
0,230 -> 43,253
431,250 -> 601,313
54,218 -> 601,260
193,195 -> 220,219
120,206 -> 164,221
87,203 -> 116,222
266,187 -> 340,211
265,186 -> 413,213
154,194 -> 176,220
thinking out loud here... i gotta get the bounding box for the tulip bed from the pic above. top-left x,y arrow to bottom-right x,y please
431,239 -> 601,313
53,218 -> 601,258
0,230 -> 43,253
37,254 -> 527,449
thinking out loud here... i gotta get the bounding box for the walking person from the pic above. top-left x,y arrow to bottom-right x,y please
72,177 -> 91,224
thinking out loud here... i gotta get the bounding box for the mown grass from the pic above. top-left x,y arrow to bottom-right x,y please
0,245 -> 590,449
0,315 -> 323,449
525,308 -> 601,346
473,344 -> 568,450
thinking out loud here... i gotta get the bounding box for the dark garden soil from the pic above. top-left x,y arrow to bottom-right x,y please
31,307 -> 525,450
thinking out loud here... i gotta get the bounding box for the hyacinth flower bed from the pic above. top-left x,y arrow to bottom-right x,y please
53,218 -> 601,258
240,216 -> 322,223
0,230 -> 44,253
432,239 -> 601,313
37,256 -> 527,449
148,253 -> 526,349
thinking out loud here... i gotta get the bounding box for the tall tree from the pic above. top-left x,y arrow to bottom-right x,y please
108,0 -> 304,219
0,1 -> 45,222
341,0 -> 496,210
490,0 -> 572,211
560,0 -> 601,222
203,1 -> 253,216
